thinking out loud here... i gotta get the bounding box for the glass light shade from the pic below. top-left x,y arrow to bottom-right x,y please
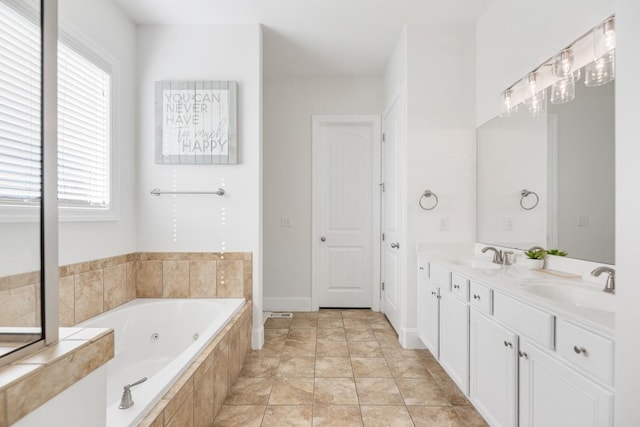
603,19 -> 615,52
550,73 -> 575,104
523,73 -> 546,117
573,67 -> 582,83
585,50 -> 615,87
499,89 -> 519,117
553,50 -> 574,79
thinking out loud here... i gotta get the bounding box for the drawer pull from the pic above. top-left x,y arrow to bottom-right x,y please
503,341 -> 513,348
573,346 -> 588,356
518,351 -> 528,359
453,285 -> 459,289
419,266 -> 424,270
431,291 -> 437,296
473,294 -> 481,300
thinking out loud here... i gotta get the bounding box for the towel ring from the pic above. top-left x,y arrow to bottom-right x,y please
520,189 -> 539,210
419,190 -> 439,211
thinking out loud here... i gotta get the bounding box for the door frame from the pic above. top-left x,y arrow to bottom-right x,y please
311,115 -> 381,311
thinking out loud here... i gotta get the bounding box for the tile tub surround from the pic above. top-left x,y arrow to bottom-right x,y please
138,302 -> 252,427
0,252 -> 253,328
0,327 -> 114,426
211,310 -> 488,427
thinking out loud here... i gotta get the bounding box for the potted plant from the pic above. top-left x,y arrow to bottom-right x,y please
546,249 -> 568,257
520,248 -> 547,269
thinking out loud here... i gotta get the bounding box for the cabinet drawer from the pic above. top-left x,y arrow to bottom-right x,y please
430,263 -> 451,291
451,273 -> 469,301
470,281 -> 492,314
494,293 -> 555,350
417,257 -> 429,280
557,320 -> 614,385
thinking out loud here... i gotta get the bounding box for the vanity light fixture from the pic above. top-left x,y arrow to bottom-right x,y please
499,15 -> 615,116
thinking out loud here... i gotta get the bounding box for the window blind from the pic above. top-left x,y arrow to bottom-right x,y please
0,0 -> 111,208
0,1 -> 42,203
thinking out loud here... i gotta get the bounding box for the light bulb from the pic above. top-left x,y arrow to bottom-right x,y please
552,49 -> 574,79
585,50 -> 615,87
603,18 -> 615,52
523,72 -> 546,117
499,89 -> 518,117
550,73 -> 575,104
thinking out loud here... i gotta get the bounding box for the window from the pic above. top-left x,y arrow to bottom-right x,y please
0,0 -> 111,211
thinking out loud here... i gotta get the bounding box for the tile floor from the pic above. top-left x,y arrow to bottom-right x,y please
212,309 -> 488,427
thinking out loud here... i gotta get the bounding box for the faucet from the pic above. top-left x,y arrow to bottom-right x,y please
119,377 -> 147,409
591,267 -> 615,294
481,246 -> 503,264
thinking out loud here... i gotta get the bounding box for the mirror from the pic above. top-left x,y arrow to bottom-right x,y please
0,0 -> 44,356
477,64 -> 615,264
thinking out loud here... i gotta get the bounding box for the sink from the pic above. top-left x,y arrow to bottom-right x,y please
452,258 -> 502,270
518,281 -> 615,313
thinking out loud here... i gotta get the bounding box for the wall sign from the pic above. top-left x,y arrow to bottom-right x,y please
155,80 -> 237,164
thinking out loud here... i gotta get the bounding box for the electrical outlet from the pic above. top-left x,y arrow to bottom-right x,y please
280,217 -> 292,228
438,217 -> 450,231
503,216 -> 513,231
576,216 -> 589,227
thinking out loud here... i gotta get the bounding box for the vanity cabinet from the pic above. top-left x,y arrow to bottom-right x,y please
470,309 -> 519,427
418,254 -> 614,427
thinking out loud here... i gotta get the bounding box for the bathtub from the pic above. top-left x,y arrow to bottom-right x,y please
78,298 -> 245,427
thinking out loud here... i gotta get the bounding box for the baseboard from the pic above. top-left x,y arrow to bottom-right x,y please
263,297 -> 312,312
400,327 -> 426,350
252,326 -> 264,350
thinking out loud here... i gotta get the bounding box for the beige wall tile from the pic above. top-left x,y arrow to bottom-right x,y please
212,343 -> 229,418
163,261 -> 190,297
166,392 -> 193,427
104,264 -> 127,311
216,260 -> 244,298
162,372 -> 194,422
126,262 -> 137,302
6,332 -> 113,425
138,403 -> 164,427
228,326 -> 244,386
137,260 -> 162,297
189,261 -> 216,298
0,390 -> 6,427
58,276 -> 75,326
0,285 -> 37,327
243,259 -> 252,300
74,270 -> 104,323
193,365 -> 214,427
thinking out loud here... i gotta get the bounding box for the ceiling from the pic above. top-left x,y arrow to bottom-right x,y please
113,0 -> 493,77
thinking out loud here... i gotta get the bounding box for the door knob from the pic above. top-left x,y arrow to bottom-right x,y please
320,237 -> 326,242
391,242 -> 400,249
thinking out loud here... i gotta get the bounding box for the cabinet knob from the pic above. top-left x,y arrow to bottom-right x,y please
419,266 -> 424,270
320,236 -> 326,242
518,351 -> 528,359
573,346 -> 588,356
503,341 -> 513,348
473,294 -> 480,300
431,291 -> 437,296
454,285 -> 459,289
391,242 -> 400,249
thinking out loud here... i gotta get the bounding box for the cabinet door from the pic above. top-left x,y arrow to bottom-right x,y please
439,291 -> 469,395
470,310 -> 518,427
519,341 -> 613,427
418,279 -> 439,357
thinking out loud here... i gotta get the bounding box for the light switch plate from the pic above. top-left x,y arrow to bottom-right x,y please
280,217 -> 292,228
438,217 -> 450,231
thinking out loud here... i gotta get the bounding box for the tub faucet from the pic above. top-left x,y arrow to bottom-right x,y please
591,266 -> 615,294
481,246 -> 503,264
119,377 -> 148,410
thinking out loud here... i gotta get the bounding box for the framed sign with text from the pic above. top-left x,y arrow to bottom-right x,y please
155,80 -> 237,164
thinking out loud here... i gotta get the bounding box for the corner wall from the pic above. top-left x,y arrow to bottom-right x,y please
263,76 -> 383,311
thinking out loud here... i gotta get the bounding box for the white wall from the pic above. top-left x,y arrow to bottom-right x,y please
0,0 -> 138,276
476,0 -> 614,126
136,24 -> 264,346
383,24 -> 477,347
263,76 -> 383,311
614,1 -> 640,424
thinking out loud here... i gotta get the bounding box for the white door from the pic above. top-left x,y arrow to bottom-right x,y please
312,116 -> 380,308
381,95 -> 402,330
439,291 -> 470,394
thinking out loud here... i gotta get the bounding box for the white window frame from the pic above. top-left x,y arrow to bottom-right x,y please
0,9 -> 120,223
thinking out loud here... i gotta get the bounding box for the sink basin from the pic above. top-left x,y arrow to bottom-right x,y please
452,258 -> 502,270
518,281 -> 615,313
